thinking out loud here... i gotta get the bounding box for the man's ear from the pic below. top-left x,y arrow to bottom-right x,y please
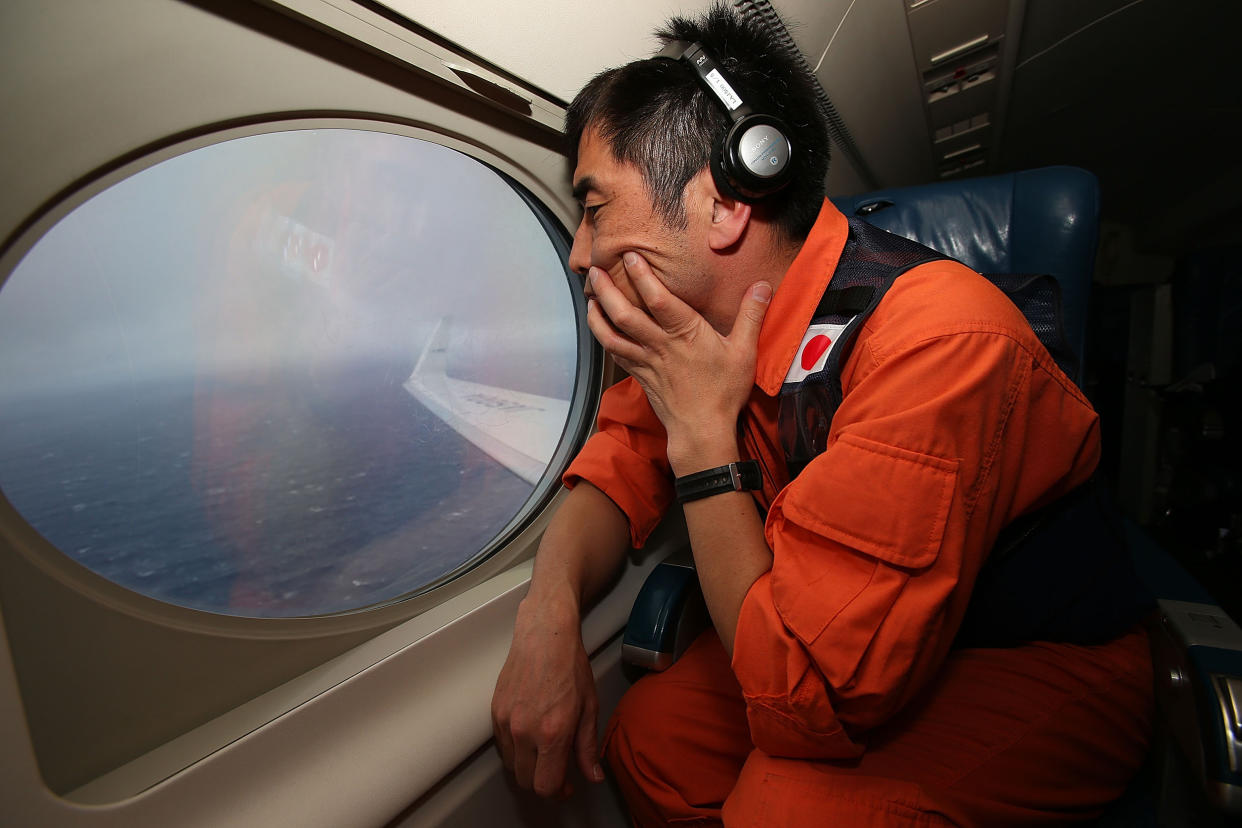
688,168 -> 752,251
709,194 -> 752,251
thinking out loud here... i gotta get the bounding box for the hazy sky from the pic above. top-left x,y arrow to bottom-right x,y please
0,129 -> 580,400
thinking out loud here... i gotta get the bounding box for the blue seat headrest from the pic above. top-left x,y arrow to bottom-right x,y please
831,166 -> 1100,370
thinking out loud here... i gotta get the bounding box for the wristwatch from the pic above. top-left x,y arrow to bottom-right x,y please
674,460 -> 762,503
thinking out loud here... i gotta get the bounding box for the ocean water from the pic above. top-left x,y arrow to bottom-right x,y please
0,371 -> 535,617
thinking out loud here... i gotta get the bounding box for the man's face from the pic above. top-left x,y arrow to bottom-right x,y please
568,129 -> 706,313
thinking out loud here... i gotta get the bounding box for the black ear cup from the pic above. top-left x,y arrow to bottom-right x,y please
721,114 -> 794,199
709,140 -> 747,203
657,40 -> 795,202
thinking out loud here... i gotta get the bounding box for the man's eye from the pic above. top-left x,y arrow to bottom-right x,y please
584,204 -> 601,219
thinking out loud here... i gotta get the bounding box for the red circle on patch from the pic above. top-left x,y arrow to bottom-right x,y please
801,334 -> 832,370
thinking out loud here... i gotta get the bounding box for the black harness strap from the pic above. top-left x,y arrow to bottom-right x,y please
815,284 -> 874,317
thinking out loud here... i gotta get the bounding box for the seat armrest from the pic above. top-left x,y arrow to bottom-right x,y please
621,561 -> 709,671
1151,599 -> 1242,816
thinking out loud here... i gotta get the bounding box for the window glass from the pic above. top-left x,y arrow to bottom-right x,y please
0,129 -> 580,617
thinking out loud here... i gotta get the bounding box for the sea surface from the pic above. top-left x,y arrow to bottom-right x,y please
0,371 -> 536,617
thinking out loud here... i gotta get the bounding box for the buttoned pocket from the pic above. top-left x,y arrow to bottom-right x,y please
767,433 -> 959,648
780,432 -> 958,569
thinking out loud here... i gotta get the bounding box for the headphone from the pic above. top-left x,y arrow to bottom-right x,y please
656,40 -> 794,201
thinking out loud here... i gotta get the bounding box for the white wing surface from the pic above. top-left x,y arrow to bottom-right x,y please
403,319 -> 571,485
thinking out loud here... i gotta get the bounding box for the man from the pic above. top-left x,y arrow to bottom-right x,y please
492,5 -> 1151,824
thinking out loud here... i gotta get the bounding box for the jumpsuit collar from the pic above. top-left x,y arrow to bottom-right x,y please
754,199 -> 850,397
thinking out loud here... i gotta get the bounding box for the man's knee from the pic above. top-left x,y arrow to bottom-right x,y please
605,631 -> 748,790
602,675 -> 667,789
724,753 -> 958,828
603,677 -> 705,826
602,646 -> 752,826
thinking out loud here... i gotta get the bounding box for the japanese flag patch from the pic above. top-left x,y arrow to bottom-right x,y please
784,322 -> 849,385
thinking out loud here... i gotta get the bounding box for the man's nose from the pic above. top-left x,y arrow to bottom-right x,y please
567,217 -> 590,277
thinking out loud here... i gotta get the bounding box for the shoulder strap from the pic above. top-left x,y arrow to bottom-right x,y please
778,219 -> 945,476
982,272 -> 1079,382
814,284 -> 874,317
778,221 -> 1081,477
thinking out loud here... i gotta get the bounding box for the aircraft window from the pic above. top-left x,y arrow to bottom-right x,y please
0,128 -> 581,618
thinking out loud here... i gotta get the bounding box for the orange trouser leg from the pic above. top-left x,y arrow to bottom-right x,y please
604,631 -> 749,827
724,625 -> 1154,827
606,627 -> 1152,828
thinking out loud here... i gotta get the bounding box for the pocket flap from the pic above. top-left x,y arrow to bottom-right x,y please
781,433 -> 958,569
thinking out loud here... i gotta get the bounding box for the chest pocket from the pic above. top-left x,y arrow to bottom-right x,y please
770,433 -> 959,645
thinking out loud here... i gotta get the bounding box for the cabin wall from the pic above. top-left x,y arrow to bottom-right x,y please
394,0 -> 913,195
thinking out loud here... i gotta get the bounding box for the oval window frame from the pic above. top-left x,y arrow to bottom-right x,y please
0,116 -> 601,637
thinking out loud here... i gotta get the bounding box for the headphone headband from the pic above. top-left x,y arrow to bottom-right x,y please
656,41 -> 754,121
654,40 -> 793,200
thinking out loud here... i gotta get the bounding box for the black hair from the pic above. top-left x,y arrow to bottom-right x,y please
565,3 -> 829,242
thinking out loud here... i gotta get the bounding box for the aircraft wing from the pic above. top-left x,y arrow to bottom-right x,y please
403,319 -> 571,485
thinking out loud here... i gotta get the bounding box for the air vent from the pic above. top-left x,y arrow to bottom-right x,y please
934,113 -> 989,144
939,149 -> 987,179
907,0 -> 1017,180
923,44 -> 999,105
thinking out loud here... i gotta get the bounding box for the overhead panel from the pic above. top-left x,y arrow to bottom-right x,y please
905,0 -> 1020,179
808,0 -> 933,192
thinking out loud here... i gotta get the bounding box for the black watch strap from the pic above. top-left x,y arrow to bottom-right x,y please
674,460 -> 762,504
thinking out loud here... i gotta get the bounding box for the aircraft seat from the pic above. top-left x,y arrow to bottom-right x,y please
830,166 -> 1097,381
621,166 -> 1242,821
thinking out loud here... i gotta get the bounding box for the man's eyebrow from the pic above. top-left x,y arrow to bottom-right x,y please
571,176 -> 596,204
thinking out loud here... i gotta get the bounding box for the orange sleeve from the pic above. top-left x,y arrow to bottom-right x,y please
731,273 -> 1100,759
563,377 -> 674,548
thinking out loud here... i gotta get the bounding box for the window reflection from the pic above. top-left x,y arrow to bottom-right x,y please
0,129 -> 578,617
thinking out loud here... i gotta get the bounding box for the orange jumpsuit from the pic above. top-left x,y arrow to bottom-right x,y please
563,199 -> 1152,826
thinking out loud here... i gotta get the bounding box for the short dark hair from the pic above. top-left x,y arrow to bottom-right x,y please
566,3 -> 829,242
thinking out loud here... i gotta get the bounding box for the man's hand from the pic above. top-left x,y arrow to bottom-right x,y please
586,251 -> 771,474
492,594 -> 605,798
491,484 -> 629,797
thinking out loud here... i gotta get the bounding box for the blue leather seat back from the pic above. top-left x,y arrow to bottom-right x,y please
832,166 -> 1100,375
